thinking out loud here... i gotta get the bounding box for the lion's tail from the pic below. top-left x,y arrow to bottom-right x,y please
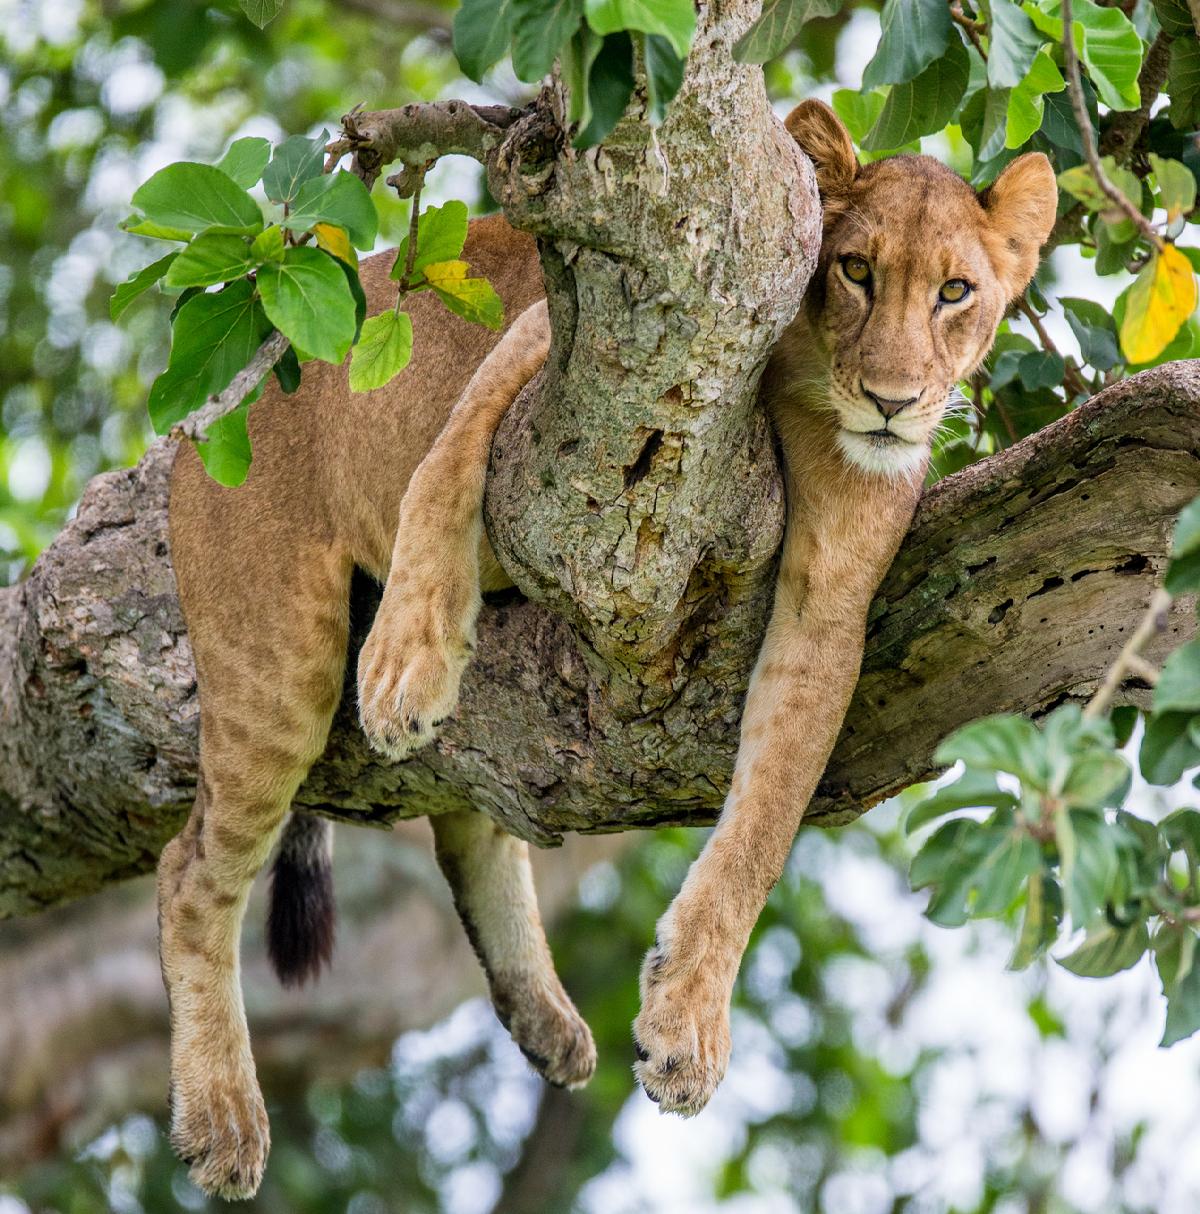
266,812 -> 335,987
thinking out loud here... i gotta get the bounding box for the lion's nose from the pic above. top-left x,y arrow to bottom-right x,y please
861,381 -> 920,420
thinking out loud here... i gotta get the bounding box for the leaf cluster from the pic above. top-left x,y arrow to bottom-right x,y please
906,497 -> 1200,1045
111,135 -> 502,485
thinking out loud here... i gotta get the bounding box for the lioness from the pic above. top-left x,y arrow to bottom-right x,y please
158,100 -> 1057,1197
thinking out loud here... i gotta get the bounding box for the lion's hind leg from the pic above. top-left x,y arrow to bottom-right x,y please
431,809 -> 596,1088
157,542 -> 351,1199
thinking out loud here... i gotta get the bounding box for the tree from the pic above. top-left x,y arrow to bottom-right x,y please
4,0 -> 1200,1207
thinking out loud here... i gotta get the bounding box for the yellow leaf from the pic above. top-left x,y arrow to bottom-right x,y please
422,259 -> 470,284
314,222 -> 357,268
1120,244 -> 1198,365
422,260 -> 504,330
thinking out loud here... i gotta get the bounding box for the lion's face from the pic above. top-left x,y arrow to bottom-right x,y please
784,102 -> 1059,478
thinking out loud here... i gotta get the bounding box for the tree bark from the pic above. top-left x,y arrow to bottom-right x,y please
2,362 -> 1197,917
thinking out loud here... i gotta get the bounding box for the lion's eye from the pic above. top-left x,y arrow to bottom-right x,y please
841,255 -> 871,286
939,278 -> 970,303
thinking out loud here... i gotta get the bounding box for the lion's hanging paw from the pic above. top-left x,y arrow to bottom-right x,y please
631,938 -> 732,1117
494,980 -> 598,1090
169,1062 -> 270,1201
357,576 -> 478,760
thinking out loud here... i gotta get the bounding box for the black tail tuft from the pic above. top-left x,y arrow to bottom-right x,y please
267,813 -> 336,987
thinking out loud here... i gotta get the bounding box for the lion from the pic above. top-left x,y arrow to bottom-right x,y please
157,100 -> 1057,1197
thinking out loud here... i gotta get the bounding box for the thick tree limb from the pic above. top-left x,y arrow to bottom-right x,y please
2,363 -> 1196,916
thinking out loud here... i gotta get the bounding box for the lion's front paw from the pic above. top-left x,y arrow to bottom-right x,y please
356,590 -> 474,760
170,1067 -> 270,1200
631,942 -> 732,1117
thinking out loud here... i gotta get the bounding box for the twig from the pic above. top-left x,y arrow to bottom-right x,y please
1014,295 -> 1091,399
950,2 -> 987,60
1190,0 -> 1200,40
170,331 -> 291,442
394,175 -> 425,297
325,100 -> 524,190
1061,0 -> 1162,250
1083,587 -> 1172,718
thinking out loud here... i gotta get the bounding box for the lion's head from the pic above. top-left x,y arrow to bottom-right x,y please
781,99 -> 1058,478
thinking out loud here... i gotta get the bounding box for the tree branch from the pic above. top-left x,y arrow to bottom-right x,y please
1050,12 -> 1169,252
2,363 -> 1196,915
326,100 -> 525,190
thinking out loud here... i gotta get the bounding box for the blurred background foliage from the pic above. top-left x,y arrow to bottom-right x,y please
4,0 -> 1200,1212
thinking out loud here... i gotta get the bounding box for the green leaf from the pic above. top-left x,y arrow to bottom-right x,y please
1156,640 -> 1200,714
861,0 -> 952,89
282,172 -> 378,250
393,201 -> 470,281
110,253 -> 179,321
349,311 -> 415,391
1017,348 -> 1065,391
644,33 -> 685,124
1057,918 -> 1149,977
273,345 -> 301,394
1034,0 -> 1143,112
454,0 -> 515,81
575,31 -> 636,146
972,829 -> 1041,916
215,136 -> 271,189
1167,496 -> 1200,595
238,0 -> 284,27
831,88 -> 886,145
1141,710 -> 1200,786
1056,157 -> 1140,216
732,0 -> 843,65
862,35 -> 969,152
131,162 -> 263,236
1006,47 -> 1065,149
196,399 -> 254,486
512,0 -> 584,80
252,225 -> 286,263
164,233 -> 256,288
989,0 -> 1045,90
584,0 -> 694,58
1154,0 -> 1195,39
1011,870 -> 1063,969
1061,296 -> 1120,371
935,713 -> 1047,788
1150,154 -> 1197,222
1168,36 -> 1200,130
147,280 -> 271,432
1161,940 -> 1200,1045
911,816 -> 1014,926
338,257 -> 368,345
257,247 -> 358,364
904,769 -> 1019,835
262,132 -> 327,205
562,24 -> 604,128
1060,750 -> 1130,809
423,260 -> 505,329
1154,919 -> 1198,991
120,215 -> 195,242
1060,808 -> 1120,927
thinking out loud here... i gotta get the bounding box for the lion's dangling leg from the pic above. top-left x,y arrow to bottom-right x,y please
430,809 -> 596,1088
157,532 -> 351,1199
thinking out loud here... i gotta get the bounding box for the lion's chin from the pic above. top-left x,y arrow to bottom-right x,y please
836,428 -> 928,480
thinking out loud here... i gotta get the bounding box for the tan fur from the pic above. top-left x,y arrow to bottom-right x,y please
160,103 -> 1056,1195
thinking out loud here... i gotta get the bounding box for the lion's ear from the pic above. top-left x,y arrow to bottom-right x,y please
981,153 -> 1058,298
784,100 -> 858,197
